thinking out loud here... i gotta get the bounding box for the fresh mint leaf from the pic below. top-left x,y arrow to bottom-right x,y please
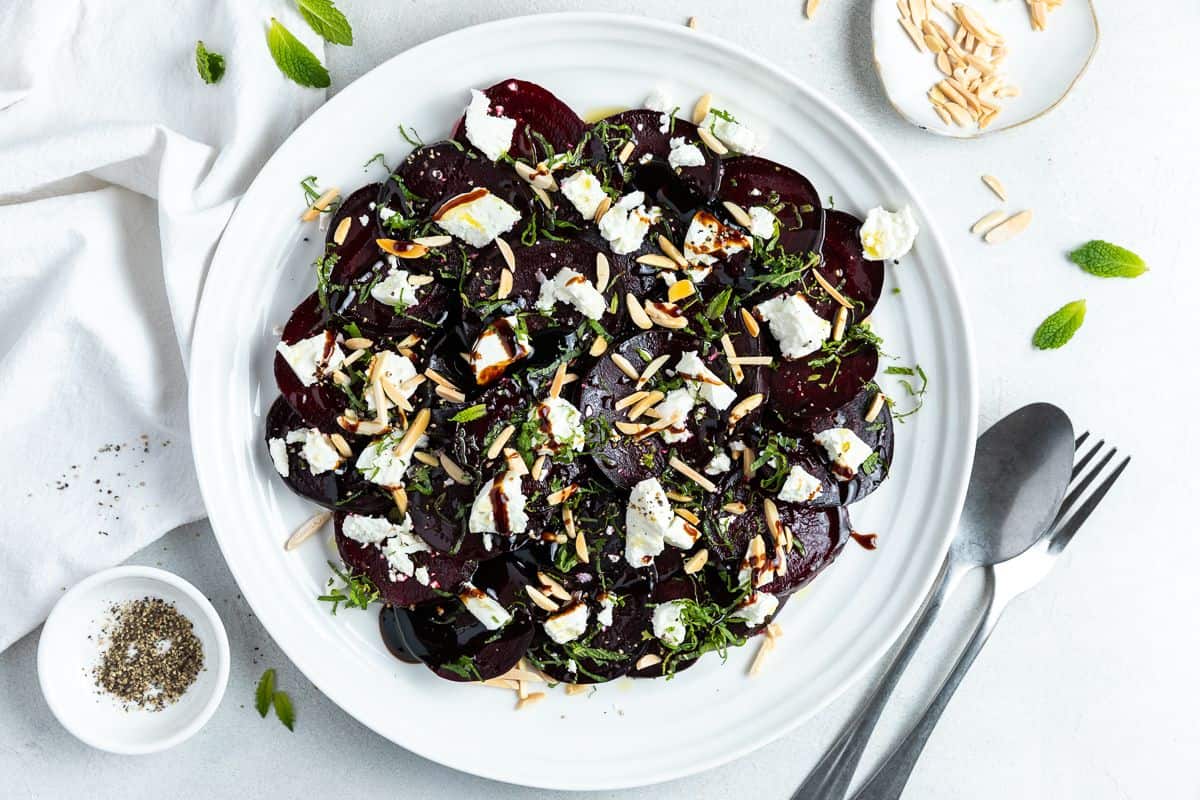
297,0 -> 353,46
451,404 -> 487,423
1033,300 -> 1086,350
272,690 -> 296,731
266,18 -> 330,88
195,40 -> 225,84
254,668 -> 275,717
1068,240 -> 1148,279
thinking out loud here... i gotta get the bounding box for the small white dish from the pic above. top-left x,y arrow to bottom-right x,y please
872,0 -> 1099,138
37,566 -> 230,754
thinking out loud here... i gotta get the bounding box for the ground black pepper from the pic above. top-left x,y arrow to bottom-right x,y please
92,597 -> 204,711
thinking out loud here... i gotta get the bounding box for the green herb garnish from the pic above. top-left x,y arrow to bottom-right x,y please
451,404 -> 487,423
273,690 -> 296,731
296,0 -> 353,46
266,18 -> 330,89
1033,300 -> 1087,350
1068,240 -> 1148,279
194,41 -> 225,84
255,669 -> 275,717
317,561 -> 380,613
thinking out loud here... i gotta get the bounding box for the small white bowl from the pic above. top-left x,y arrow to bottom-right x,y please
37,566 -> 230,754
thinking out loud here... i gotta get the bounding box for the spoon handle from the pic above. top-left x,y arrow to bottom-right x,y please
850,569 -> 1004,800
790,556 -> 960,800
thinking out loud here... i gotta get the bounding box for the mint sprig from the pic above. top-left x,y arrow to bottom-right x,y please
297,0 -> 353,46
1033,300 -> 1086,350
195,40 -> 226,84
254,668 -> 276,717
273,691 -> 296,731
1069,240 -> 1147,278
266,18 -> 330,88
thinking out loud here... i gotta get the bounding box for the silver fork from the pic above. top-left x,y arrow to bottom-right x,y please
848,434 -> 1131,800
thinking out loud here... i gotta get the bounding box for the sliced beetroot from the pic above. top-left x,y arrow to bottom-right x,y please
334,511 -> 477,608
603,110 -> 724,211
748,429 -> 841,509
800,387 -> 895,504
325,183 -> 382,257
383,143 -> 468,217
757,505 -> 851,596
627,574 -> 706,679
720,156 -> 825,257
452,79 -> 588,163
810,210 -> 885,319
437,376 -> 532,465
263,396 -> 390,514
532,587 -> 652,684
406,480 -> 518,561
768,341 -> 879,420
325,245 -> 454,338
273,293 -> 347,431
702,477 -> 771,562
390,598 -> 534,682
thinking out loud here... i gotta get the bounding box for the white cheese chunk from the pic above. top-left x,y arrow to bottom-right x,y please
369,268 -> 421,309
683,210 -> 749,268
668,137 -> 705,169
460,583 -> 513,630
748,206 -> 777,239
598,191 -> 661,255
531,397 -> 586,455
701,109 -> 763,154
355,431 -> 421,487
468,472 -> 529,534
778,464 -> 823,503
378,517 -> 431,582
663,515 -> 699,550
729,592 -> 779,626
365,352 -> 419,413
435,189 -> 521,247
543,602 -> 590,644
535,267 -> 606,320
286,428 -> 342,474
704,451 -> 732,476
469,316 -> 533,384
341,513 -> 405,546
559,170 -> 607,220
268,438 -> 290,478
860,205 -> 919,261
464,88 -> 516,161
676,350 -> 737,410
596,594 -> 615,628
624,477 -> 674,566
755,293 -> 831,359
276,332 -> 344,387
644,86 -> 673,112
652,600 -> 688,647
813,428 -> 874,480
655,388 -> 696,444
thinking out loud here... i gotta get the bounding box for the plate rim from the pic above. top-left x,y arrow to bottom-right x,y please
189,10 -> 978,790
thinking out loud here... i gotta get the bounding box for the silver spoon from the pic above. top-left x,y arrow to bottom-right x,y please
791,403 -> 1076,800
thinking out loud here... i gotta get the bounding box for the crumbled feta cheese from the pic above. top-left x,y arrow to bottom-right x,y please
435,189 -> 521,247
379,518 -> 431,581
860,205 -> 919,261
644,87 -> 673,112
359,214 -> 370,226
370,268 -> 421,308
341,513 -> 407,546
268,438 -> 290,478
276,332 -> 344,387
667,137 -> 705,170
704,451 -> 732,475
287,428 -> 342,474
535,267 -> 606,320
597,594 -> 615,628
470,316 -> 533,384
652,600 -> 688,647
748,206 -> 777,239
625,477 -> 674,566
658,113 -> 671,133
543,602 -> 590,644
676,350 -> 736,410
531,397 -> 586,455
778,464 -> 823,503
355,430 -> 422,487
378,205 -> 397,222
559,170 -> 607,220
683,210 -> 749,269
813,428 -> 874,480
464,89 -> 516,161
365,352 -> 418,412
701,110 -> 763,154
729,592 -> 779,626
598,191 -> 661,255
468,472 -> 529,534
460,584 -> 512,630
755,293 -> 831,359
655,388 -> 696,444
663,515 -> 699,550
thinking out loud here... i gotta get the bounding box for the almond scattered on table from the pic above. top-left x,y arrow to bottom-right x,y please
1025,0 -> 1061,31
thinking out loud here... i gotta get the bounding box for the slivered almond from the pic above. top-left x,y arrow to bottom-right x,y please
371,380 -> 389,423
955,3 -> 1003,47
935,52 -> 953,76
391,487 -> 408,515
687,16 -> 698,29
537,572 -> 572,602
626,293 -> 653,330
610,352 -> 640,380
332,216 -> 352,245
748,634 -> 775,676
341,349 -> 366,368
574,529 -> 589,563
516,692 -> 546,710
636,253 -> 679,271
971,209 -> 1007,235
899,17 -> 926,52
436,384 -> 466,404
549,362 -> 568,399
615,420 -> 649,436
637,354 -> 670,389
723,501 -> 747,514
984,210 -> 1033,244
525,584 -> 559,612
763,498 -> 782,542
720,334 -> 744,384
865,392 -> 888,423
589,336 -> 608,357
414,451 -> 439,467
683,548 -> 709,574
398,374 -> 426,396
692,93 -> 712,125
439,452 -> 470,484
593,196 -> 612,223
806,0 -> 821,18
423,368 -> 460,393
728,355 -> 773,366
339,418 -> 387,436
722,201 -> 753,229
697,126 -> 728,155
667,279 -> 695,303
636,653 -> 663,670
981,174 -> 1007,201
676,507 -> 700,525
565,683 -> 590,696
668,456 -> 718,493
496,237 -> 516,271
933,104 -> 953,126
562,506 -> 576,540
331,370 -> 351,387
658,235 -> 688,267
615,390 -> 649,410
412,235 -> 452,247
301,187 -> 340,221
728,393 -> 764,428
665,491 -> 693,503
832,306 -> 849,341
812,270 -> 852,308
285,511 -> 330,551
531,184 -> 553,209
344,337 -> 374,350
742,446 -> 755,479
944,102 -> 972,127
329,433 -> 353,459
376,239 -> 428,259
546,483 -> 579,506
740,307 -> 760,337
503,448 -> 528,477
644,301 -> 688,330
487,424 -> 516,460
618,140 -> 636,164
531,454 -> 548,481
593,253 -> 612,294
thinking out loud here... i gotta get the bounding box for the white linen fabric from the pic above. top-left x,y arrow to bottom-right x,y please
0,0 -> 327,650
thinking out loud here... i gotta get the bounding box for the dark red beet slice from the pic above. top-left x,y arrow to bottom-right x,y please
748,429 -> 841,509
451,78 -> 588,163
437,376 -> 532,465
768,342 -> 879,420
603,110 -> 724,211
325,245 -> 454,338
627,574 -> 706,678
799,387 -> 895,504
532,585 -> 652,684
390,600 -> 535,682
720,156 -> 825,257
263,396 -> 390,515
334,511 -> 477,608
406,480 -> 519,561
384,143 -> 468,218
325,183 -> 382,258
810,210 -> 885,320
757,505 -> 851,596
273,293 -> 347,432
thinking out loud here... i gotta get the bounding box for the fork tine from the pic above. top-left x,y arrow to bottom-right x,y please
1055,447 -> 1116,526
1072,440 -> 1105,480
1075,431 -> 1090,449
1048,455 -> 1130,556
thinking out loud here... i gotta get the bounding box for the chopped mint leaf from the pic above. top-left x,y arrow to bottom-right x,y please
1033,300 -> 1086,350
266,18 -> 330,89
451,404 -> 487,423
195,40 -> 225,84
254,669 -> 275,717
297,0 -> 353,46
1068,240 -> 1148,279
272,690 -> 296,731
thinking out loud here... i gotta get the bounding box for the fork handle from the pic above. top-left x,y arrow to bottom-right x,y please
850,572 -> 1004,800
790,556 -> 960,800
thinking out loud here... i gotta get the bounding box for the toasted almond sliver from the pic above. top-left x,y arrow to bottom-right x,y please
763,498 -> 782,543
668,456 -> 718,493
437,383 -> 466,402
739,307 -> 761,338
658,235 -> 688,267
594,252 -> 611,292
933,104 -> 953,126
644,301 -> 688,330
615,420 -> 649,436
285,511 -> 331,551
865,392 -> 888,424
564,683 -> 591,696
487,424 -> 517,460
549,361 -> 568,399
423,368 -> 460,393
618,140 -> 636,164
331,370 -> 351,388
722,201 -> 753,229
574,529 -> 589,563
516,692 -> 546,710
615,390 -> 649,410
626,293 -> 654,330
971,209 -> 1008,235
390,487 -> 409,515
525,584 -> 559,612
537,572 -> 573,602
676,507 -> 700,525
610,352 -> 641,381
480,678 -> 520,691
636,253 -> 679,271
748,635 -> 775,677
412,235 -> 452,247
944,102 -> 972,127
340,417 -> 387,436
697,126 -> 728,156
589,336 -> 608,357
637,354 -> 671,389
984,210 -> 1033,244
530,183 -> 553,210
496,237 -> 516,270
806,0 -> 821,17
439,452 -> 470,485
812,270 -> 852,309
301,187 -> 340,221
981,174 -> 1007,202
414,450 -> 439,467
728,355 -> 773,366
728,393 -> 764,428
683,548 -> 709,574
719,334 -> 745,384
329,433 -> 353,459
665,491 -> 694,503
531,454 -> 548,482
332,216 -> 352,246
832,306 -> 849,342
692,93 -> 713,126
547,483 -> 579,506
376,239 -> 429,259
393,408 -> 430,457
636,653 -> 663,670
742,446 -> 756,479
344,337 -> 374,350
955,3 -> 1003,47
667,279 -> 696,303
898,17 -> 926,52
593,196 -> 612,223
723,501 -> 748,514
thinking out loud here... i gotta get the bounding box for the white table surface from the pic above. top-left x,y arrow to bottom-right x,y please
3,1 -> 1196,797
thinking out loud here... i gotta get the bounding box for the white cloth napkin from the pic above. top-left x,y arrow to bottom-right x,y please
0,0 -> 327,651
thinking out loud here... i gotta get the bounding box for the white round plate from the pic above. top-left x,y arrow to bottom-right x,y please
190,12 -> 977,790
872,0 -> 1099,138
